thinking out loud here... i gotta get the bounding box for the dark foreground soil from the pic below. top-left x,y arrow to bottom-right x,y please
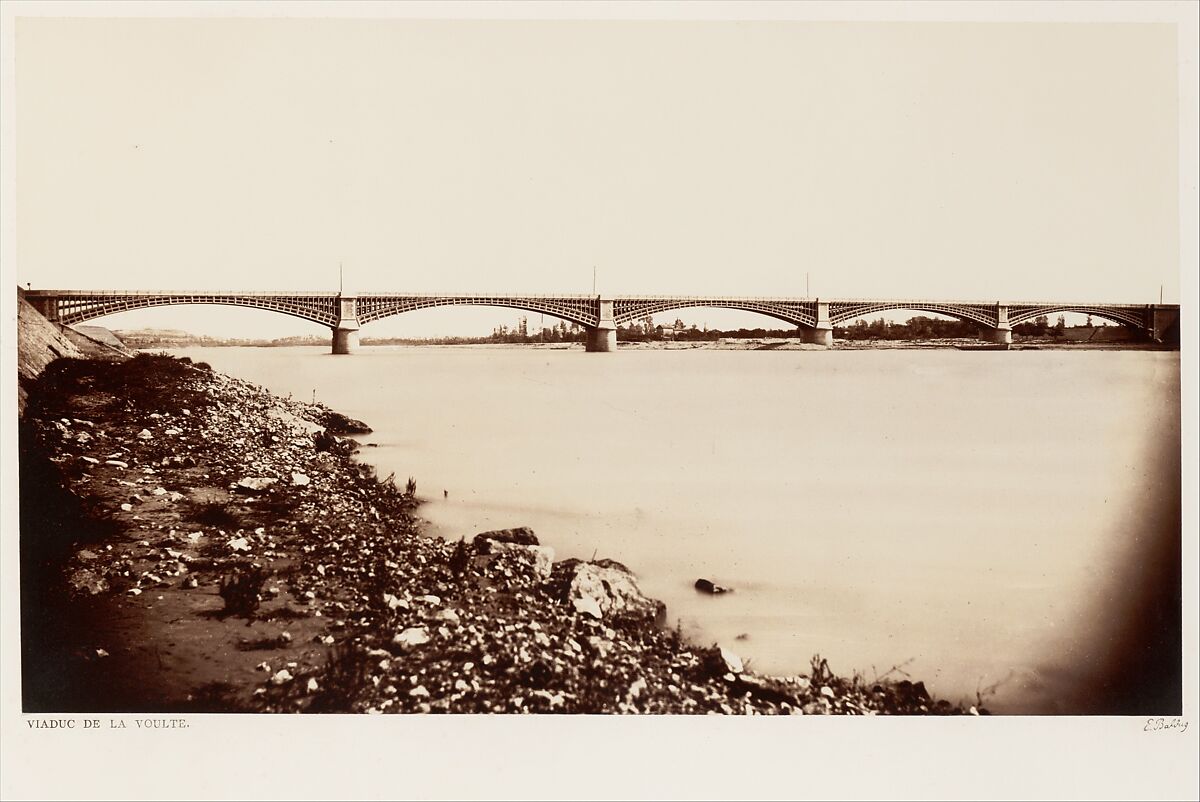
20,354 -> 977,715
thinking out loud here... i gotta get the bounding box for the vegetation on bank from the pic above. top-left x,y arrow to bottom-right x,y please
23,354 -> 983,714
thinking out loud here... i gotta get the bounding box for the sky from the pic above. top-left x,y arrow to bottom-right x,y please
13,16 -> 1182,337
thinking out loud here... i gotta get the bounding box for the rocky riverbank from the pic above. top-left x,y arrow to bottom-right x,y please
20,352 -> 978,714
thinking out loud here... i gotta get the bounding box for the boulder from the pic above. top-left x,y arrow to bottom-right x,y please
469,527 -> 554,583
719,647 -> 744,674
236,477 -> 277,492
553,559 -> 666,624
67,567 -> 110,595
319,409 -> 373,435
694,578 -> 733,594
473,527 -> 539,551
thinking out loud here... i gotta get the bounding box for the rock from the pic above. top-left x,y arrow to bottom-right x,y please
226,536 -> 251,552
481,541 -> 555,582
382,593 -> 409,610
554,559 -> 666,623
473,526 -> 539,549
694,578 -> 733,594
473,529 -> 553,581
119,503 -> 133,512
720,647 -> 744,675
573,596 -> 603,618
68,568 -> 110,595
236,477 -> 277,492
392,627 -> 430,648
270,669 -> 294,685
319,409 -> 373,435
105,460 -> 129,468
136,429 -> 153,440
80,456 -> 100,465
291,472 -> 311,486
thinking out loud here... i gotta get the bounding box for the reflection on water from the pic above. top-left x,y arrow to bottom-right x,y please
176,345 -> 1181,714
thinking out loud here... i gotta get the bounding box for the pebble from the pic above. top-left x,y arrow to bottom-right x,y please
392,627 -> 430,648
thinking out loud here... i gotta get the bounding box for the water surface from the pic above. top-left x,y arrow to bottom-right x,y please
175,344 -> 1181,713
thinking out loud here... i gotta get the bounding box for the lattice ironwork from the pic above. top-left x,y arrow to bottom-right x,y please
23,290 -> 1169,338
1005,304 -> 1149,331
613,297 -> 819,327
356,294 -> 601,327
39,291 -> 340,327
829,301 -> 1000,328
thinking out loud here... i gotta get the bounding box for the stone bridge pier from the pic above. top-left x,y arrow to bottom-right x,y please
798,302 -> 833,346
331,294 -> 361,355
1148,305 -> 1181,344
585,299 -> 617,352
989,305 -> 1013,345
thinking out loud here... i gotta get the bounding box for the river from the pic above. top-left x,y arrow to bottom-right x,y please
170,344 -> 1181,714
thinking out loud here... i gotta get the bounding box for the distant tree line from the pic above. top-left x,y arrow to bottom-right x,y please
115,331 -> 328,348
835,316 -> 986,340
1011,314 -> 1066,338
118,311 -> 1122,349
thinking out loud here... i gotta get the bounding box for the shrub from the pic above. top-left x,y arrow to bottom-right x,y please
218,564 -> 268,618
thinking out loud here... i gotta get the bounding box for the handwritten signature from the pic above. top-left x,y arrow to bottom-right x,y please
1143,717 -> 1188,733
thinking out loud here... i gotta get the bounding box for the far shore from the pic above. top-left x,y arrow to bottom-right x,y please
149,337 -> 1173,353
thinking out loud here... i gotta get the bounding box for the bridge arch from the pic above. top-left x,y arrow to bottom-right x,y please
356,295 -> 601,328
829,301 -> 999,328
44,292 -> 340,328
612,298 -> 819,328
1006,304 -> 1148,332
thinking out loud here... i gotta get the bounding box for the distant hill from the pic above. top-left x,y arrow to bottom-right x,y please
114,328 -> 194,339
112,328 -> 327,348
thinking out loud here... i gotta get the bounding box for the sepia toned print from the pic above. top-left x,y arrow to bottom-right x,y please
4,5 -> 1197,800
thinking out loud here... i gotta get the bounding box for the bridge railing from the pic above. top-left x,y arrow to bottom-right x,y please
355,292 -> 601,299
24,289 -> 343,297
